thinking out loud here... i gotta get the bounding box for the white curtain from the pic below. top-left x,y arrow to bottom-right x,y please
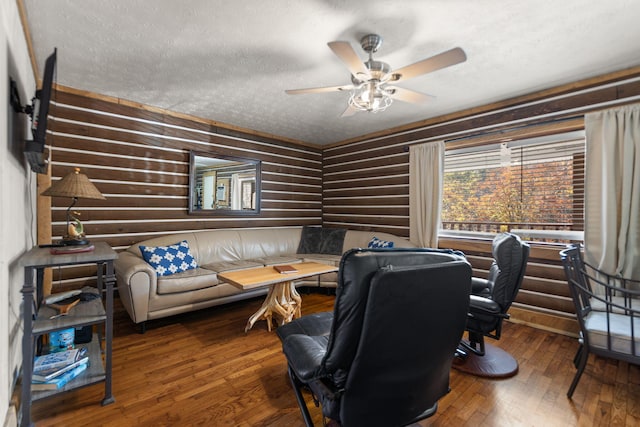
409,141 -> 445,248
584,104 -> 640,280
231,173 -> 242,210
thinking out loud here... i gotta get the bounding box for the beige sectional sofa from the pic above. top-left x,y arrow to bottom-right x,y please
114,226 -> 416,331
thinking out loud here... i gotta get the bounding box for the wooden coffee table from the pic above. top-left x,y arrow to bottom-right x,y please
218,262 -> 338,332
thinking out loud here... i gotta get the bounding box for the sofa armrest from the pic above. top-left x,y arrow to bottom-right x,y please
115,251 -> 157,324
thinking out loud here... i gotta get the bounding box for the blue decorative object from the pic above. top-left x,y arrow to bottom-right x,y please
49,328 -> 75,352
367,236 -> 394,249
140,240 -> 198,276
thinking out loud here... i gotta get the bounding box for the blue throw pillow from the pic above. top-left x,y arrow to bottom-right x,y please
139,240 -> 198,277
368,236 -> 394,249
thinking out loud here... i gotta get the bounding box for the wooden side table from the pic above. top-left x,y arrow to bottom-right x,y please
18,242 -> 117,427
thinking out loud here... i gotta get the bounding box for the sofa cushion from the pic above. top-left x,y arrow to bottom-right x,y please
140,240 -> 198,277
367,236 -> 395,249
319,227 -> 347,255
585,310 -> 640,354
297,226 -> 346,256
247,255 -> 303,266
297,226 -> 323,253
156,267 -> 217,294
201,259 -> 264,273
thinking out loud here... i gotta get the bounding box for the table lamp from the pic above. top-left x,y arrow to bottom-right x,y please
41,167 -> 106,246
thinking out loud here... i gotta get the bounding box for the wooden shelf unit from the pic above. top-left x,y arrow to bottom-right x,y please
18,242 -> 117,427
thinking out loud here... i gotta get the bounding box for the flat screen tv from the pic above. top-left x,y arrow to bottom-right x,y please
24,48 -> 57,174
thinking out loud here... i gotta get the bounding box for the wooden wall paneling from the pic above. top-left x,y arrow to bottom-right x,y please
516,289 -> 575,313
325,72 -> 640,335
520,276 -> 572,299
323,153 -> 408,174
323,206 -> 408,217
325,164 -> 409,181
323,175 -> 408,191
323,140 -> 410,234
323,215 -> 409,228
322,196 -> 408,207
322,224 -> 411,237
45,88 -> 323,292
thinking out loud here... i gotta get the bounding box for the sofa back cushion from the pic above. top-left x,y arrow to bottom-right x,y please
125,227 -> 415,269
297,226 -> 346,255
193,229 -> 245,264
193,228 -> 303,265
236,227 -> 302,259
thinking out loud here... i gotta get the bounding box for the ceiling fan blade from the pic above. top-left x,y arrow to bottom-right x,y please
285,84 -> 353,95
390,47 -> 466,83
340,104 -> 358,117
328,41 -> 370,79
386,86 -> 435,104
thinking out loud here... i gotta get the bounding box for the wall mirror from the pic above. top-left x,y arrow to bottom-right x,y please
189,151 -> 261,215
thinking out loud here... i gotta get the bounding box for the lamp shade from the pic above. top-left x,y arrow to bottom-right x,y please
41,168 -> 106,200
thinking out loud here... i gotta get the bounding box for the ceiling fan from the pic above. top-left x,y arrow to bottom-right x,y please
285,34 -> 466,117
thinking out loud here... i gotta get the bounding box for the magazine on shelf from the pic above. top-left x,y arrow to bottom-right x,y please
273,264 -> 298,274
32,356 -> 89,382
33,348 -> 87,373
31,362 -> 88,391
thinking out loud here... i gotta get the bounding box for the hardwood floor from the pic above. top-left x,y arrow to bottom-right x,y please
30,292 -> 640,426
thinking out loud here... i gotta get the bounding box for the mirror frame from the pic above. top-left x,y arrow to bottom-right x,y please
188,150 -> 261,215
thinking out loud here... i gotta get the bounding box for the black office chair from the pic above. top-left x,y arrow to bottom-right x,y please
276,248 -> 472,427
455,232 -> 530,378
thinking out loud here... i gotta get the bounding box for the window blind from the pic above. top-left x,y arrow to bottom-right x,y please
441,131 -> 585,243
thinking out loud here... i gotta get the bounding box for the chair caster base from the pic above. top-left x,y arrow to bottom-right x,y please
452,342 -> 518,378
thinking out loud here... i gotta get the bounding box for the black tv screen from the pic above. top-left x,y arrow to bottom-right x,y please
25,48 -> 57,174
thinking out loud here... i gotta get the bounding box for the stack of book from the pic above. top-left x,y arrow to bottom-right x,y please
32,347 -> 89,391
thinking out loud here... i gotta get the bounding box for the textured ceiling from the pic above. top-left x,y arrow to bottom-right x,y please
23,0 -> 640,146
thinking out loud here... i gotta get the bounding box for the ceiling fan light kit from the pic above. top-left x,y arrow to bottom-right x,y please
286,33 -> 466,117
348,82 -> 393,113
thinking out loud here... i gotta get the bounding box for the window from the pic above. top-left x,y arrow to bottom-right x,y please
441,131 -> 585,244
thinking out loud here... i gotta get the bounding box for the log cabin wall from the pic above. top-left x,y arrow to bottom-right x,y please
323,67 -> 640,336
46,89 -> 322,291
43,67 -> 640,336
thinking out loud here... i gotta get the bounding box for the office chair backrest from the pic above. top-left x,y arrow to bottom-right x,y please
321,248 -> 468,383
339,260 -> 472,426
487,233 -> 530,312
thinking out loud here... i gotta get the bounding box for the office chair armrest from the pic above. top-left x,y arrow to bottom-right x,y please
468,295 -> 503,317
471,277 -> 492,296
283,334 -> 327,381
